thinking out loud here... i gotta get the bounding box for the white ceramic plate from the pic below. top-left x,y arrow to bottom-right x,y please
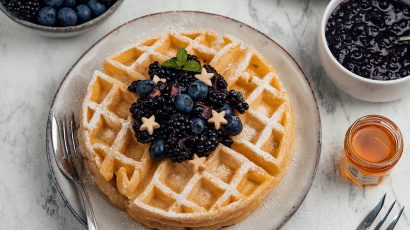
46,11 -> 321,229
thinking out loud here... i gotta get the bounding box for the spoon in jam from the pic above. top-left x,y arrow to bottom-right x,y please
399,36 -> 410,41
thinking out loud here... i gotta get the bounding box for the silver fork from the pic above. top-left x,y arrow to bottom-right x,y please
51,113 -> 99,230
357,194 -> 405,230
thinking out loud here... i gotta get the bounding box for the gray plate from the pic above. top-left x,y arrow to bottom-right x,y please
46,11 -> 321,229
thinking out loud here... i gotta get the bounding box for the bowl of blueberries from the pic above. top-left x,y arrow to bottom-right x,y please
319,0 -> 410,102
0,0 -> 123,37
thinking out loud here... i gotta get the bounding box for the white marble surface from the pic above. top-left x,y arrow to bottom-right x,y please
0,0 -> 409,229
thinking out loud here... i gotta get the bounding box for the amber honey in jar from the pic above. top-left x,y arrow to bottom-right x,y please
341,115 -> 403,186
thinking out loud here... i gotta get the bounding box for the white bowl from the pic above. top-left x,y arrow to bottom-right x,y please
318,0 -> 410,102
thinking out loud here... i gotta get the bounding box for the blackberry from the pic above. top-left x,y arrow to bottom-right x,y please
5,0 -> 41,22
176,72 -> 196,89
132,121 -> 152,143
165,113 -> 192,138
164,137 -> 193,162
204,65 -> 228,89
228,90 -> 249,114
148,62 -> 178,81
217,130 -> 233,147
129,97 -> 155,120
155,81 -> 170,93
153,94 -> 176,120
207,89 -> 227,108
196,129 -> 219,157
187,54 -> 198,61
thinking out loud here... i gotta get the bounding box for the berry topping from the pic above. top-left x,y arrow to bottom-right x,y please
219,104 -> 234,118
189,155 -> 207,173
128,80 -> 154,97
208,110 -> 228,130
224,115 -> 243,136
152,75 -> 166,84
193,103 -> 212,120
128,48 -> 249,162
195,67 -> 214,86
175,94 -> 194,114
139,115 -> 160,135
191,118 -> 206,134
188,80 -> 208,100
228,90 -> 249,114
208,89 -> 228,108
149,139 -> 165,160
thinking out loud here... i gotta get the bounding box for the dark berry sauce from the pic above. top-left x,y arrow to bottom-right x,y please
326,0 -> 410,80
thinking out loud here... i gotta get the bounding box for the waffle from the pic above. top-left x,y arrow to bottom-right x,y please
80,31 -> 295,229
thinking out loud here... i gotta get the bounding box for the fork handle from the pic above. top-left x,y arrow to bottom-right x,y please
76,182 -> 99,230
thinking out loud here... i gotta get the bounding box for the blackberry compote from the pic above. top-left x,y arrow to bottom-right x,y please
128,48 -> 249,163
326,0 -> 410,80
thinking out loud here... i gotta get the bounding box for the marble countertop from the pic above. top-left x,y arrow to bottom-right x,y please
0,0 -> 409,229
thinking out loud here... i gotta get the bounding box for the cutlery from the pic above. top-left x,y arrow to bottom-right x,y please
51,113 -> 99,230
357,194 -> 404,230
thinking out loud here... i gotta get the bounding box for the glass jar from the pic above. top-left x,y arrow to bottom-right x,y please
340,115 -> 403,186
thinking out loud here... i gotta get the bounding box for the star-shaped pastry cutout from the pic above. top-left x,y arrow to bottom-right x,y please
189,154 -> 207,173
208,110 -> 227,130
152,75 -> 167,84
139,115 -> 160,135
195,68 -> 214,86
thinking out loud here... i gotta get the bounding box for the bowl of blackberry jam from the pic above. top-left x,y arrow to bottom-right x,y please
127,48 -> 249,163
319,0 -> 410,102
0,0 -> 123,37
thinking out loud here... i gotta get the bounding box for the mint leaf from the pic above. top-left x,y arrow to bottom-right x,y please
176,60 -> 183,67
161,58 -> 179,68
176,48 -> 187,66
182,60 -> 201,72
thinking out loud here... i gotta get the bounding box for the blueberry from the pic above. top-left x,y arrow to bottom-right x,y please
76,4 -> 92,23
88,0 -> 106,16
37,7 -> 57,27
57,7 -> 78,26
188,80 -> 208,100
64,0 -> 76,8
136,80 -> 154,97
225,116 -> 243,136
149,140 -> 165,160
220,104 -> 234,118
44,0 -> 64,9
191,118 -> 206,134
175,94 -> 194,113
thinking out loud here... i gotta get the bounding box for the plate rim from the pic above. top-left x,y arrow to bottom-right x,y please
45,10 -> 322,229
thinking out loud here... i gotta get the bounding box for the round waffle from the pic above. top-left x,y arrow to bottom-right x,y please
80,30 -> 295,229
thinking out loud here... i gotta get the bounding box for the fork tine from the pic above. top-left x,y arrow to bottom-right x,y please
51,113 -> 70,177
357,193 -> 386,230
65,114 -> 81,180
374,201 -> 396,230
386,207 -> 405,230
69,113 -> 79,157
61,116 -> 70,160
